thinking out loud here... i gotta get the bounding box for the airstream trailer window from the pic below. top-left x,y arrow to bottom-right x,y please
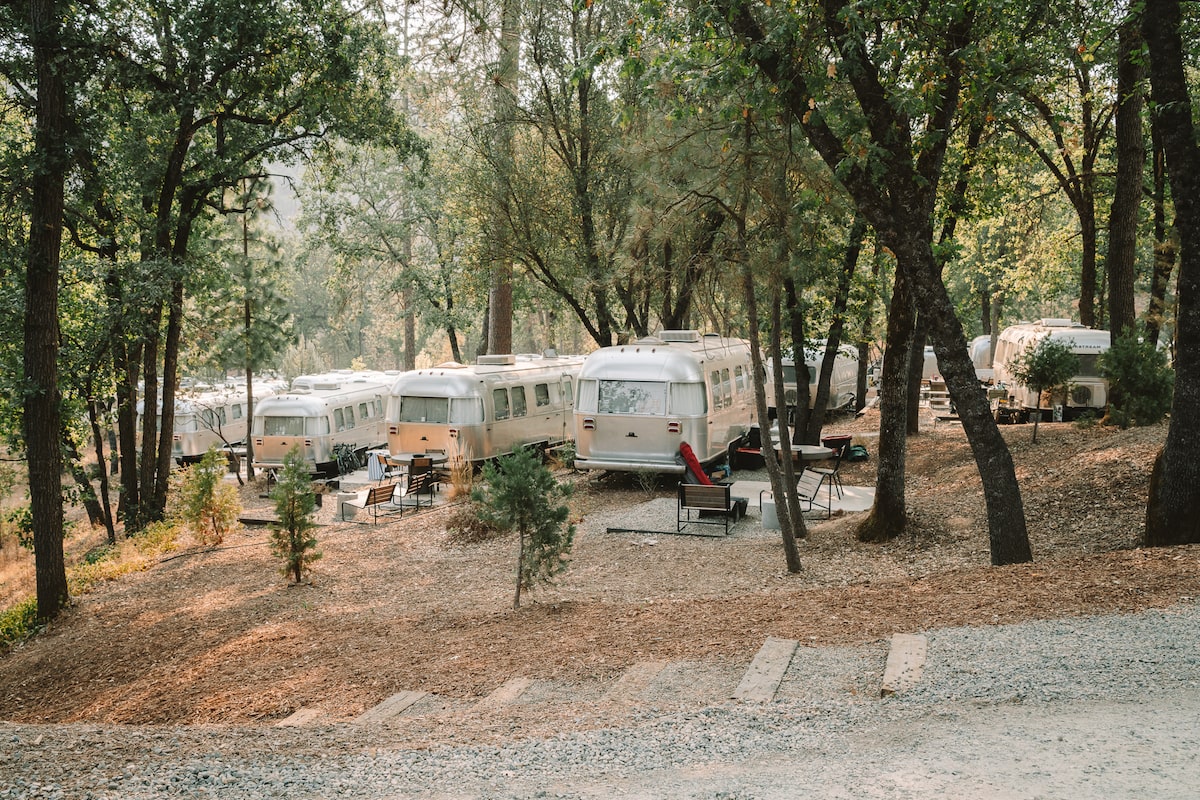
563,379 -> 574,405
345,405 -> 356,428
535,383 -> 551,407
493,388 -> 511,420
448,398 -> 484,423
721,369 -> 732,406
175,415 -> 196,432
334,408 -> 345,431
710,371 -> 724,409
263,416 -> 307,436
358,402 -> 369,420
512,386 -> 528,417
595,380 -> 667,415
735,366 -> 747,393
669,382 -> 706,415
399,396 -> 450,423
1077,354 -> 1100,376
232,403 -> 243,420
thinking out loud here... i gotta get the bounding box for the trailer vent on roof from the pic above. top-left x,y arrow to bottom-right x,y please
1039,318 -> 1083,328
657,330 -> 702,343
477,354 -> 517,366
312,381 -> 342,391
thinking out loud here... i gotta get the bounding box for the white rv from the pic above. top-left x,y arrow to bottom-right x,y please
385,353 -> 585,464
969,335 -> 995,384
991,319 -> 1110,422
137,380 -> 284,464
765,341 -> 859,420
573,331 -> 756,475
251,370 -> 392,476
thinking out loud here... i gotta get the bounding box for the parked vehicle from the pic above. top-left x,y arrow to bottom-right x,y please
765,341 -> 859,420
970,335 -> 995,384
991,319 -> 1110,422
573,330 -> 755,475
251,370 -> 392,476
137,379 -> 285,464
386,353 -> 586,464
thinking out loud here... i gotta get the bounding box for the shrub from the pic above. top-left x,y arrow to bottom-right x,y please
444,500 -> 507,545
268,446 -> 321,583
176,447 -> 241,546
1006,336 -> 1079,442
474,447 -> 575,609
1100,331 -> 1174,428
0,597 -> 39,652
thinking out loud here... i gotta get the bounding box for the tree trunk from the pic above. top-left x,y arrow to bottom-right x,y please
1106,18 -> 1145,341
804,215 -> 865,444
1145,119 -> 1177,348
857,268 -> 914,543
1142,0 -> 1200,546
487,0 -> 521,356
25,0 -> 69,620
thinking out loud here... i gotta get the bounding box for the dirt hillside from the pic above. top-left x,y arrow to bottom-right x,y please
0,412 -> 1196,740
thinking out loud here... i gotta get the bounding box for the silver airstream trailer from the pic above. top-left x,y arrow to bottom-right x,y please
251,370 -> 391,476
137,380 -> 285,464
765,341 -> 859,420
386,353 -> 586,464
573,331 -> 756,475
991,319 -> 1110,422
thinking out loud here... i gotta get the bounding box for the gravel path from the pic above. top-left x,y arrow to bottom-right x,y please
4,601 -> 1198,799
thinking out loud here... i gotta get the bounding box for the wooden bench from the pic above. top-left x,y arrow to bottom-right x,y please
677,482 -> 748,536
340,483 -> 403,524
796,468 -> 832,518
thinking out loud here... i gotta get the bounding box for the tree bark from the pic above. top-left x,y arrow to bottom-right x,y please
1106,18 -> 1145,341
857,268 -> 914,543
25,0 -> 70,619
1142,0 -> 1200,546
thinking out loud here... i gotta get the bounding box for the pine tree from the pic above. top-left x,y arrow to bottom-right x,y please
177,447 -> 240,546
269,446 -> 321,584
475,448 -> 575,609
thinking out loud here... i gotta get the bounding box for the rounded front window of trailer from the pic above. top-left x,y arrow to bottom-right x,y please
259,416 -> 308,436
1077,354 -> 1100,377
398,396 -> 450,424
449,397 -> 484,424
596,380 -> 668,415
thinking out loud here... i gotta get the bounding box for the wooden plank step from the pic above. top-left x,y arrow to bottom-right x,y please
880,633 -> 928,697
353,690 -> 428,725
732,637 -> 798,702
604,660 -> 669,703
472,677 -> 533,712
276,707 -> 324,727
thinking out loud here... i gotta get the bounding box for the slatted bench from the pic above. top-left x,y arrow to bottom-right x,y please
677,482 -> 748,536
340,483 -> 403,524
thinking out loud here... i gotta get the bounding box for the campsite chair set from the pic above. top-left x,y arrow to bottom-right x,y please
339,456 -> 440,524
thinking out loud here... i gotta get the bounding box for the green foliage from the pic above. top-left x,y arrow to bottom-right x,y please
1007,336 -> 1079,404
1007,336 -> 1079,442
474,447 -> 575,609
176,447 -> 241,547
0,598 -> 40,652
268,446 -> 321,583
1100,332 -> 1174,429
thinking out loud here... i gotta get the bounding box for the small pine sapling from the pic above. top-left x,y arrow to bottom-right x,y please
269,446 -> 322,584
474,447 -> 575,609
177,447 -> 241,546
1006,337 -> 1079,442
1100,330 -> 1174,428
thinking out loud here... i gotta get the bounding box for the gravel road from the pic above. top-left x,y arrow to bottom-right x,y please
3,602 -> 1198,799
